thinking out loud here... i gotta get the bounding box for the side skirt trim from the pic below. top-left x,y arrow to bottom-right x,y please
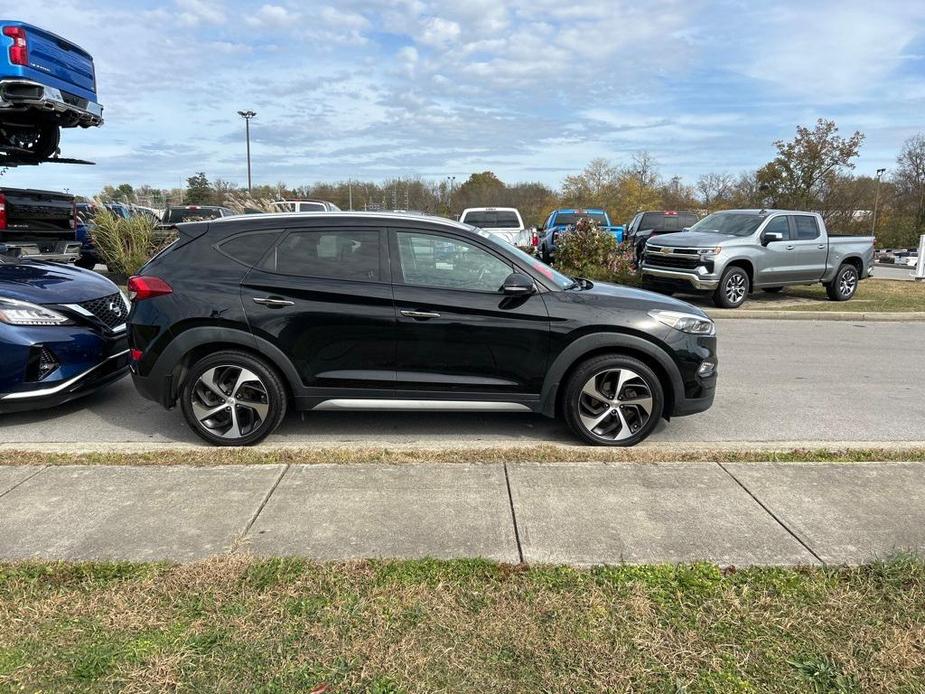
312,399 -> 532,412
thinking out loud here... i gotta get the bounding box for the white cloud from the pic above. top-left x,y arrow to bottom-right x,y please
175,0 -> 225,26
246,4 -> 298,29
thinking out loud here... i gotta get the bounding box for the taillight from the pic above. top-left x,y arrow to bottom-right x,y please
127,275 -> 172,301
2,26 -> 28,66
0,193 -> 6,230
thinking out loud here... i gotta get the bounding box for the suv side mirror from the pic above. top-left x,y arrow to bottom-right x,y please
501,272 -> 536,295
762,231 -> 784,246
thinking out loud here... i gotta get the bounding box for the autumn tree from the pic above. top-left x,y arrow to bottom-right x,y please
894,134 -> 925,243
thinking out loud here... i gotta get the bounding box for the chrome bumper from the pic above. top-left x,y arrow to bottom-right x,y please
0,79 -> 103,126
641,267 -> 719,290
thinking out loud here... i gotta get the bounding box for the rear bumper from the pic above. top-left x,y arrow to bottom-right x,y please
0,79 -> 103,127
2,240 -> 82,263
641,266 -> 720,290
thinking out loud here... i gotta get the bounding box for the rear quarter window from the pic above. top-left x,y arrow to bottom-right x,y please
218,231 -> 282,267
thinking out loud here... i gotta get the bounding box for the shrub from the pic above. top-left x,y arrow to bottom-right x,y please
90,206 -> 172,281
554,217 -> 639,285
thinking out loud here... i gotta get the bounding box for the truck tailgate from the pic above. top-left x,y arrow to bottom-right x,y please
5,22 -> 95,94
1,188 -> 74,234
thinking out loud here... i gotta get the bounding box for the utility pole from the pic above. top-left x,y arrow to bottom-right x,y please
872,168 -> 886,236
237,110 -> 256,192
348,181 -> 353,211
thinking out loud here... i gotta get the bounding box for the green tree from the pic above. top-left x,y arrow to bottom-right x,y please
757,119 -> 864,215
184,172 -> 214,205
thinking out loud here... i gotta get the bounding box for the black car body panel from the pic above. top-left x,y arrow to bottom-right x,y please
129,213 -> 717,423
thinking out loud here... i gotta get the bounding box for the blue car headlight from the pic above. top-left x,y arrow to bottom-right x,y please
0,297 -> 73,326
648,309 -> 715,336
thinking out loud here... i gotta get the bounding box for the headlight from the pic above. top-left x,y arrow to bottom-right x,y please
697,246 -> 723,256
0,297 -> 73,326
648,309 -> 715,336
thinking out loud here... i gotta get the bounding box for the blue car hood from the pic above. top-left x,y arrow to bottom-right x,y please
0,260 -> 119,304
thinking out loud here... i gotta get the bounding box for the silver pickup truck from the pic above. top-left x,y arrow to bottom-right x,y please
640,209 -> 875,308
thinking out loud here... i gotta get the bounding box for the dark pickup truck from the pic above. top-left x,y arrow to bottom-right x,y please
0,186 -> 80,261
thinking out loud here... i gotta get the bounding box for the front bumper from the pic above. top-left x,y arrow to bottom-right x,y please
641,266 -> 720,291
0,348 -> 129,413
0,79 -> 103,127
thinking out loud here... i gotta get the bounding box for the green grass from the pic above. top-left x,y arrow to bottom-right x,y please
3,445 -> 925,467
1,556 -> 923,692
674,278 -> 925,313
778,279 -> 925,312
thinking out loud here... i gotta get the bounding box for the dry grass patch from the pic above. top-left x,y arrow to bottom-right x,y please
0,557 -> 923,692
764,278 -> 925,312
2,444 -> 925,468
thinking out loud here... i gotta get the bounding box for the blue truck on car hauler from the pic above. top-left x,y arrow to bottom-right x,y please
0,20 -> 102,163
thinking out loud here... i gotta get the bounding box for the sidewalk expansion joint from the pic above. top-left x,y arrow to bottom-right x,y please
503,463 -> 525,564
242,464 -> 290,539
716,462 -> 825,565
0,465 -> 47,501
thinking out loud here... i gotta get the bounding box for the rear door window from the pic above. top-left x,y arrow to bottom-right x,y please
263,229 -> 382,282
794,216 -> 821,240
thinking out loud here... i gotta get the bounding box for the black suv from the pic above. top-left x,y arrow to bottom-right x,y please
127,213 -> 717,446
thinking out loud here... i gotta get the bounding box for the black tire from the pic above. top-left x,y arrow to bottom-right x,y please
180,350 -> 287,446
762,287 -> 783,294
713,266 -> 750,309
562,354 -> 664,447
826,263 -> 859,301
75,256 -> 96,270
0,119 -> 60,161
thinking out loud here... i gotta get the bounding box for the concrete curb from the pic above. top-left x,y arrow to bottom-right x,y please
706,310 -> 925,321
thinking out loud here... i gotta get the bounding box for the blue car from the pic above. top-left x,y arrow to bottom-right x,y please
0,20 -> 102,162
0,249 -> 129,412
538,208 -> 624,264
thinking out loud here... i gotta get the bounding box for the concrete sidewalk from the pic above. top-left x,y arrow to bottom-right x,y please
1,461 -> 923,566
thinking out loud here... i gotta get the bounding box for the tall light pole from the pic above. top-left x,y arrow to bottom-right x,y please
237,110 -> 256,192
872,167 -> 886,236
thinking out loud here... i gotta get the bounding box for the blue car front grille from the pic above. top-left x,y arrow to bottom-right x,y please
79,293 -> 127,330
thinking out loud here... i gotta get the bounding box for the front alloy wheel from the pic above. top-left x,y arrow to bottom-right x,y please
713,267 -> 750,309
563,355 -> 664,446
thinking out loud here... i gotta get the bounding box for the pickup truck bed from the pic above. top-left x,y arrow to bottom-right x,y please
0,187 -> 80,262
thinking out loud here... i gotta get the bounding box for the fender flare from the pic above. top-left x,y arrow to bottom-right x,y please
149,326 -> 302,405
539,332 -> 684,418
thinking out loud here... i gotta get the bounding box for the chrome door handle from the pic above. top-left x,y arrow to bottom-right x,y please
785,245 -> 794,250
817,244 -> 825,249
400,309 -> 441,319
252,297 -> 294,308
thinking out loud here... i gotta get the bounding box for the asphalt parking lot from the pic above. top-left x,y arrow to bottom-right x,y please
2,319 -> 924,447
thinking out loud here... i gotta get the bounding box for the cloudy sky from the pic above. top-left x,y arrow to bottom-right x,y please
5,0 -> 925,195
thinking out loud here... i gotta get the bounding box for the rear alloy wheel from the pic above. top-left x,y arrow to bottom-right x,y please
563,355 -> 664,446
826,263 -> 858,302
181,350 -> 287,446
713,266 -> 750,309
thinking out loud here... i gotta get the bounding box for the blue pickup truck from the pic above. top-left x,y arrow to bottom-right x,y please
537,208 -> 624,264
0,20 -> 102,162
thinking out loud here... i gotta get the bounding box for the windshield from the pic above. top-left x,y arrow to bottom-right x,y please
165,207 -> 225,223
462,210 -> 522,229
689,212 -> 766,236
554,212 -> 608,227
